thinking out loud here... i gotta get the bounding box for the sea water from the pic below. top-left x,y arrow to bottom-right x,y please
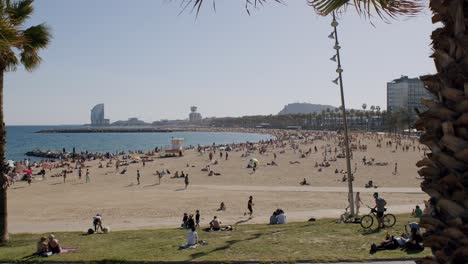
6,126 -> 273,161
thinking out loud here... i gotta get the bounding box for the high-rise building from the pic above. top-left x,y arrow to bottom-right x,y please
387,76 -> 434,119
90,104 -> 109,126
189,106 -> 202,123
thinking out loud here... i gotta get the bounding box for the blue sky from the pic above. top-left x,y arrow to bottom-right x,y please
5,0 -> 436,125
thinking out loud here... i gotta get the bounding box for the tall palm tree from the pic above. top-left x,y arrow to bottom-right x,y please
0,0 -> 51,244
375,106 -> 381,127
188,0 -> 466,262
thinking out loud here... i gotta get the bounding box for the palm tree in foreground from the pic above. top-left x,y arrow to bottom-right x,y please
185,0 -> 467,263
0,0 -> 51,244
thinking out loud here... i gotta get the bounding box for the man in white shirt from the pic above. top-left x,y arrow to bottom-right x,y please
277,212 -> 287,224
187,227 -> 198,246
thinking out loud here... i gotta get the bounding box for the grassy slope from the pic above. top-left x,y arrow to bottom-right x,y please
0,215 -> 430,262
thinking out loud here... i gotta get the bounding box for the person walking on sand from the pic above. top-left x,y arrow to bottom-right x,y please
158,171 -> 163,185
355,192 -> 363,215
247,196 -> 254,217
225,152 -> 228,160
137,170 -> 141,185
85,169 -> 90,183
184,174 -> 189,189
63,171 -> 67,183
195,209 -> 200,227
393,162 -> 398,175
78,167 -> 82,181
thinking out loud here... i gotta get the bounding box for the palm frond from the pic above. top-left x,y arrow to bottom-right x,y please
308,0 -> 423,20
22,23 -> 51,49
178,0 -> 285,16
0,17 -> 24,49
19,47 -> 40,71
1,49 -> 18,72
178,0 -> 422,20
6,0 -> 34,26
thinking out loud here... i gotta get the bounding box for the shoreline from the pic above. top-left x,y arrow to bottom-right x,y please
15,128 -> 277,161
35,126 -> 279,134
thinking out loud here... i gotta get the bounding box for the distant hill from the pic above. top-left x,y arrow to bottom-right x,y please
278,103 -> 337,115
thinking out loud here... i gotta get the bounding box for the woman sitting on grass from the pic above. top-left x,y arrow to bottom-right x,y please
36,236 -> 49,256
209,216 -> 221,231
48,234 -> 61,254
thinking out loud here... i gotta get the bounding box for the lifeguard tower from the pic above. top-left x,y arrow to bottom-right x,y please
163,138 -> 185,157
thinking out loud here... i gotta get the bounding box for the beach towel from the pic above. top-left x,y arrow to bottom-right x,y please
60,248 -> 79,254
179,244 -> 197,250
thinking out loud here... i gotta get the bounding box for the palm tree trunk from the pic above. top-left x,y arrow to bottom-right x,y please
416,0 -> 468,263
0,69 -> 8,244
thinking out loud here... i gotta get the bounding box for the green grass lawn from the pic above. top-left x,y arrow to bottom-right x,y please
0,214 -> 430,262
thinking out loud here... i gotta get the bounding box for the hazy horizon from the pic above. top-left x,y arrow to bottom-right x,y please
6,0 -> 436,125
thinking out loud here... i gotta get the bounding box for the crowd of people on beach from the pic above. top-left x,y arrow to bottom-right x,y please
6,128 -> 430,258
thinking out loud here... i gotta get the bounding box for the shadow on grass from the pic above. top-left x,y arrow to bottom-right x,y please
404,248 -> 425,255
361,228 -> 383,235
20,253 -> 37,261
189,233 -> 262,260
234,217 -> 253,225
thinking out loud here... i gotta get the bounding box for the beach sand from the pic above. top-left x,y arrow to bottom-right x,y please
8,132 -> 428,233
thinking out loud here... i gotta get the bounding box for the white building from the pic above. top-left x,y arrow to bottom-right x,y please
387,76 -> 434,118
90,104 -> 109,126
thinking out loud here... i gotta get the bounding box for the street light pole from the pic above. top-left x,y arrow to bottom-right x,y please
330,12 -> 355,216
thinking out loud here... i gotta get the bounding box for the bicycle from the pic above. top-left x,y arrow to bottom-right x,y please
360,206 -> 396,229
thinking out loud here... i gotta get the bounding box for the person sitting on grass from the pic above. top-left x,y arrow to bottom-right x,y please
269,211 -> 278,224
48,234 -> 61,254
36,236 -> 49,256
179,226 -> 199,250
187,226 -> 198,246
370,223 -> 423,254
276,209 -> 287,224
209,216 -> 221,231
404,226 -> 424,251
411,205 -> 423,218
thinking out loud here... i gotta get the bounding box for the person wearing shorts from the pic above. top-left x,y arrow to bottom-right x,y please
373,192 -> 387,229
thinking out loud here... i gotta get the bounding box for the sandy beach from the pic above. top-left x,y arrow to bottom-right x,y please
8,131 -> 428,233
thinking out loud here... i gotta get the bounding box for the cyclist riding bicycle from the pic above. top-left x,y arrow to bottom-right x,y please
373,192 -> 387,229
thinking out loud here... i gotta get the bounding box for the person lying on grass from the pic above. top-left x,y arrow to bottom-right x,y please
370,224 -> 423,254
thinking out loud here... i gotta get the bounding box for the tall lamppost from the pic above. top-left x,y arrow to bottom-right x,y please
329,12 -> 355,216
